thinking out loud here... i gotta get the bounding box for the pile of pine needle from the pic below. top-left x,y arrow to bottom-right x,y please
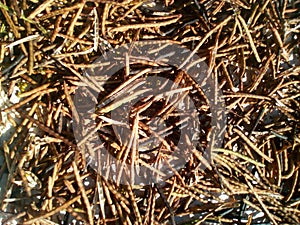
0,0 -> 299,224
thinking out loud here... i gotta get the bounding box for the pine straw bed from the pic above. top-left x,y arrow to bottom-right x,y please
0,0 -> 300,224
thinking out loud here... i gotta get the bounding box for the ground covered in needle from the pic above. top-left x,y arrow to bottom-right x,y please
0,0 -> 300,224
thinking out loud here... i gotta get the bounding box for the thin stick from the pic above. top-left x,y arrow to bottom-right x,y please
213,148 -> 265,167
2,88 -> 57,113
109,16 -> 181,32
246,179 -> 278,225
102,3 -> 111,36
233,128 -> 273,162
27,0 -> 56,19
224,92 -> 272,101
5,34 -> 40,49
238,15 -> 261,63
23,189 -> 92,224
38,2 -> 84,20
72,161 -> 94,225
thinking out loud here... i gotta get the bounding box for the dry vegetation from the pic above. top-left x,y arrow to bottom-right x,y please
0,0 -> 300,224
